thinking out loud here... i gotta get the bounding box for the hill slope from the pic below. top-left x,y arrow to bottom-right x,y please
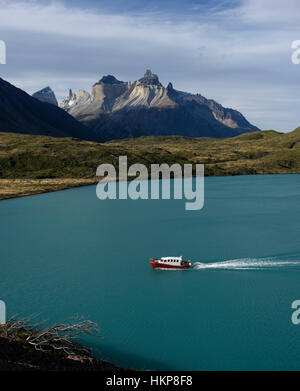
1,128 -> 299,199
0,127 -> 299,180
0,78 -> 97,141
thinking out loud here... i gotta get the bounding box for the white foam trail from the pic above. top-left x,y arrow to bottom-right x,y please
192,257 -> 300,271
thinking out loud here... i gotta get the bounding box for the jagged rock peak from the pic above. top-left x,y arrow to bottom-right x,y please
32,86 -> 58,106
96,75 -> 123,85
167,82 -> 173,90
68,89 -> 76,99
138,69 -> 161,86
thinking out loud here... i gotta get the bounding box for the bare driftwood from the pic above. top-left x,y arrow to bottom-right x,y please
0,315 -> 101,356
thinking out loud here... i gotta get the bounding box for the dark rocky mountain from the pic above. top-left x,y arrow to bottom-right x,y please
60,70 -> 259,141
0,78 -> 97,140
32,86 -> 58,106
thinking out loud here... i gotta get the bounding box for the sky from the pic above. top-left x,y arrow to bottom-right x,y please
0,0 -> 299,132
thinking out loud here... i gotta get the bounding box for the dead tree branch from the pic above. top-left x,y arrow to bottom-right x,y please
0,315 -> 101,357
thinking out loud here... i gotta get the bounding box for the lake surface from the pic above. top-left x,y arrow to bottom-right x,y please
1,174 -> 300,370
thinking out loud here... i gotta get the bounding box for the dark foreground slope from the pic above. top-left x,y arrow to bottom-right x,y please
0,78 -> 97,141
0,319 -> 124,372
0,337 -> 123,371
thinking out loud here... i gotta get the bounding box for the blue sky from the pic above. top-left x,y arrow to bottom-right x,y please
0,0 -> 299,132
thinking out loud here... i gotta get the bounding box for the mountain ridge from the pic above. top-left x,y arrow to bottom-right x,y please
60,70 -> 259,141
0,78 -> 97,141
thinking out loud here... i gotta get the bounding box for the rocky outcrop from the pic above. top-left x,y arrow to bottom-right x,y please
138,69 -> 162,86
60,70 -> 259,141
32,86 -> 58,106
60,88 -> 91,111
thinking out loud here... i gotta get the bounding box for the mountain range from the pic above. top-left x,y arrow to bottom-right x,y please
0,71 -> 259,143
59,70 -> 259,141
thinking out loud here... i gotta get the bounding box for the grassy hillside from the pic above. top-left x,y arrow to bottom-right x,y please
108,129 -> 300,176
0,128 -> 299,199
1,128 -> 300,178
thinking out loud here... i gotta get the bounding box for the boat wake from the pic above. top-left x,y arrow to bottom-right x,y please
192,257 -> 300,271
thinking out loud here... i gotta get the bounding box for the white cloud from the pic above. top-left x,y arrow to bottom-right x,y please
237,0 -> 300,27
0,0 -> 299,131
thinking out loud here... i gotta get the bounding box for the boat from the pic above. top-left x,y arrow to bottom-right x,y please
150,256 -> 191,270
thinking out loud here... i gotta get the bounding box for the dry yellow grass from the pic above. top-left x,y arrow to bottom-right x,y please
0,178 -> 97,201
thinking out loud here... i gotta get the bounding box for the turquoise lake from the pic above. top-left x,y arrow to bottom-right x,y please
1,174 -> 300,370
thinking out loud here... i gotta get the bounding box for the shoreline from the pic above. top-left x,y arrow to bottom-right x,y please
0,178 -> 98,202
1,171 -> 300,202
0,129 -> 299,201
